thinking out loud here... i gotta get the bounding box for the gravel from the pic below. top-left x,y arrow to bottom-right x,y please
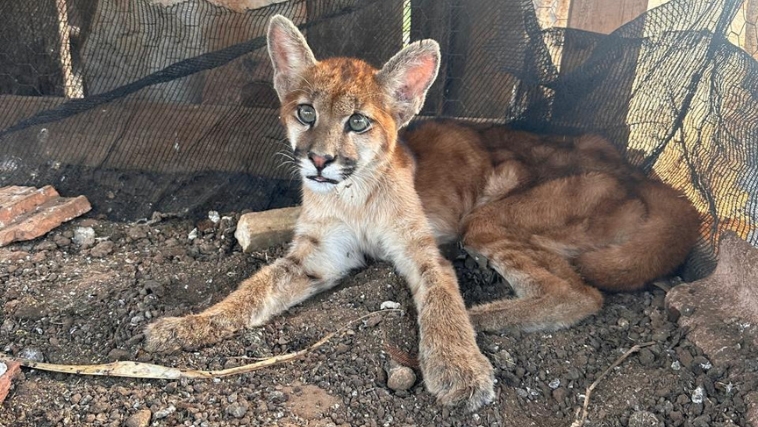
0,214 -> 755,426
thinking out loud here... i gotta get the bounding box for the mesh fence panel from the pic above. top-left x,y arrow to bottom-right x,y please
1,0 -> 757,279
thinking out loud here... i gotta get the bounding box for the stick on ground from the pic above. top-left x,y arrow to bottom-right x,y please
571,341 -> 656,427
0,310 -> 401,381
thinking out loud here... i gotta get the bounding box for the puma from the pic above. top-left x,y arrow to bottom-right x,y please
144,15 -> 699,411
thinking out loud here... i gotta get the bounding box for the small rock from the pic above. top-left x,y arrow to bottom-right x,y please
386,365 -> 416,391
188,228 -> 198,241
130,315 -> 144,325
548,378 -> 561,389
208,211 -> 220,223
153,405 -> 175,419
628,410 -> 662,427
35,241 -> 57,251
638,348 -> 655,366
18,347 -> 44,362
551,387 -> 567,402
90,241 -> 114,258
53,234 -> 71,247
691,414 -> 711,427
124,409 -> 151,427
234,207 -> 300,252
380,301 -> 401,310
691,385 -> 705,404
73,227 -> 96,247
144,280 -> 165,297
225,402 -> 248,418
492,349 -> 516,371
30,251 -> 47,263
364,314 -> 383,328
107,348 -> 130,361
127,225 -> 149,240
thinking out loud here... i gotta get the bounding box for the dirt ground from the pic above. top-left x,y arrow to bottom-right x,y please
0,212 -> 753,426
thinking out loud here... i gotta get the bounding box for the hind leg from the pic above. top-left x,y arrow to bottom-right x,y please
462,220 -> 603,332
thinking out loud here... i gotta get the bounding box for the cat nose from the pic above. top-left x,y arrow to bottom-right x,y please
308,152 -> 335,171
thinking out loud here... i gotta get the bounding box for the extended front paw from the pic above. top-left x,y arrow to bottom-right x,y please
143,315 -> 220,353
421,344 -> 495,411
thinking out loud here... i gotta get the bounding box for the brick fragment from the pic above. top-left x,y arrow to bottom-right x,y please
0,185 -> 59,226
0,185 -> 92,247
234,207 -> 301,253
0,361 -> 21,404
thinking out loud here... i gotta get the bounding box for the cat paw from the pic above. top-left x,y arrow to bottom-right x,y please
143,316 -> 206,353
421,345 -> 495,411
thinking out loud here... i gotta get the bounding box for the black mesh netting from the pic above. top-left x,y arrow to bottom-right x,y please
1,0 -> 757,279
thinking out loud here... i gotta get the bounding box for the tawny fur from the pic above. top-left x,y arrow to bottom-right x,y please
404,120 -> 700,332
144,15 -> 700,412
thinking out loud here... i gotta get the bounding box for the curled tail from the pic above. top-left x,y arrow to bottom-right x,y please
576,181 -> 701,292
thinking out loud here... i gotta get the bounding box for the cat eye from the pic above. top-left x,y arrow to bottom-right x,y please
297,104 -> 316,125
347,114 -> 370,133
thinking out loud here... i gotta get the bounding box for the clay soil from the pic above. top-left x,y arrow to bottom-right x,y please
0,213 -> 753,426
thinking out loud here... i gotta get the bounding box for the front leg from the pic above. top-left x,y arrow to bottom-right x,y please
144,220 -> 362,353
384,221 -> 495,411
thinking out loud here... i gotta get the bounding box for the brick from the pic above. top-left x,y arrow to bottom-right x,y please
0,186 -> 91,247
0,185 -> 59,226
0,360 -> 21,404
234,207 -> 301,253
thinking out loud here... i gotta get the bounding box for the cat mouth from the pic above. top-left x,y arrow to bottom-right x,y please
307,175 -> 339,185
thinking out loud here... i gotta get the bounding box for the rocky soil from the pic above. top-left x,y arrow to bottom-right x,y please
0,213 -> 755,426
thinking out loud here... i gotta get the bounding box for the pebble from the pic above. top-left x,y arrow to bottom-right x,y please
628,410 -> 662,427
73,227 -> 96,247
107,348 -> 130,361
380,301 -> 401,310
124,409 -> 153,427
153,405 -> 175,419
492,349 -> 516,371
551,387 -> 567,402
638,348 -> 655,366
127,225 -> 149,240
90,241 -> 115,257
691,385 -> 705,404
225,402 -> 248,418
386,365 -> 416,391
53,235 -> 71,247
18,347 -> 44,362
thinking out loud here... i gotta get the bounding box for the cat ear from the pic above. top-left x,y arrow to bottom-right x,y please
377,40 -> 440,127
267,15 -> 317,101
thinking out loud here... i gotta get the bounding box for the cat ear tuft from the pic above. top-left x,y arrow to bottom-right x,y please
267,15 -> 317,100
377,40 -> 440,127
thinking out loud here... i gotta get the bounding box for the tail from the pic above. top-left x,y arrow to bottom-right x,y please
576,181 -> 701,292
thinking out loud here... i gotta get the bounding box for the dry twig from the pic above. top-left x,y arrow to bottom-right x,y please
571,341 -> 656,427
0,310 -> 400,381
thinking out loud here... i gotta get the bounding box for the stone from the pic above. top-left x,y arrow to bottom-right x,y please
0,361 -> 21,404
123,409 -> 151,427
90,240 -> 115,257
18,348 -> 44,362
107,348 -> 130,362
0,186 -> 91,247
745,391 -> 758,427
666,233 -> 758,368
73,227 -> 96,247
127,225 -> 149,240
234,207 -> 301,253
386,363 -> 416,391
225,402 -> 248,418
153,405 -> 175,419
628,410 -> 662,427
